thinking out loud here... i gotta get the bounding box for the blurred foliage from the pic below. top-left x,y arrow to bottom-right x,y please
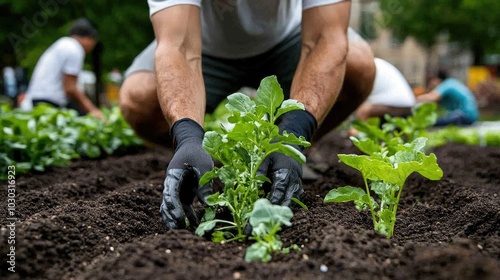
380,0 -> 500,64
0,103 -> 143,178
427,125 -> 500,147
0,0 -> 154,75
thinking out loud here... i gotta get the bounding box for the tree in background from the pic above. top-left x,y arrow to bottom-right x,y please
0,0 -> 154,77
380,0 -> 500,65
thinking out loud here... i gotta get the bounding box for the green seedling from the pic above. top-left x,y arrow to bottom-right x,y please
324,137 -> 443,238
195,75 -> 309,261
352,102 -> 438,155
244,199 -> 294,262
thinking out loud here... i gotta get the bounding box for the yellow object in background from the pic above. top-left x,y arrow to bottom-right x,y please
413,86 -> 426,96
106,83 -> 120,102
468,66 -> 491,91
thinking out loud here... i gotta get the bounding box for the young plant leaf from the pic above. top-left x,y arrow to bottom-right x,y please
255,76 -> 284,123
324,186 -> 366,203
245,242 -> 272,263
249,199 -> 293,228
196,219 -> 227,236
275,99 -> 304,120
350,136 -> 381,155
226,92 -> 256,116
290,198 -> 309,210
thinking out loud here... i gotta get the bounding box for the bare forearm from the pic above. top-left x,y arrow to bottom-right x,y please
292,2 -> 351,125
155,46 -> 205,127
66,88 -> 98,113
151,5 -> 204,127
291,37 -> 347,124
416,91 -> 440,103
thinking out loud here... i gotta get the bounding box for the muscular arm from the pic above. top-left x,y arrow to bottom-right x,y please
63,74 -> 99,114
291,1 -> 351,124
151,5 -> 204,127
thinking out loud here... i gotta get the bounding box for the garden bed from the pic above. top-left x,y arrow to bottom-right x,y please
1,131 -> 499,280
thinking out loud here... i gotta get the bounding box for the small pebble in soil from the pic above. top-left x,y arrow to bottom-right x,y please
302,254 -> 309,260
165,249 -> 171,254
105,236 -> 110,240
110,247 -> 114,251
233,272 -> 241,279
477,244 -> 483,250
117,222 -> 122,226
320,264 -> 328,272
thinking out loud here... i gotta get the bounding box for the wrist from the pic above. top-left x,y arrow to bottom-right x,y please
278,110 -> 317,147
171,118 -> 205,152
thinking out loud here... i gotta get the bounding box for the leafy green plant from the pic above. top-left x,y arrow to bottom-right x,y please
195,76 -> 309,260
484,131 -> 500,146
324,137 -> 443,238
426,126 -> 500,147
244,199 -> 295,262
0,104 -> 142,178
204,100 -> 232,134
383,102 -> 438,141
327,103 -> 442,238
352,102 -> 438,154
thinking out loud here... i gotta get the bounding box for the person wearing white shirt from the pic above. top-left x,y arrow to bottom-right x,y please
355,58 -> 416,120
25,18 -> 102,118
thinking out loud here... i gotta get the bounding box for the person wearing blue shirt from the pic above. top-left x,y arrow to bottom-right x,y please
417,70 -> 479,126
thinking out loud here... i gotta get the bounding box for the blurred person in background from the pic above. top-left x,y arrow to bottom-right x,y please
23,18 -> 102,118
3,66 -> 17,99
417,70 -> 479,126
354,57 -> 416,121
345,29 -> 415,121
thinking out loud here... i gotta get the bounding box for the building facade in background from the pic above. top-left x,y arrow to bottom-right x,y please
350,0 -> 473,88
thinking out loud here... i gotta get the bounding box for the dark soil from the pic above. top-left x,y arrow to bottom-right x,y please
1,131 -> 499,280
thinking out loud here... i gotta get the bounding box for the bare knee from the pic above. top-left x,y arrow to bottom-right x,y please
119,72 -> 171,146
119,72 -> 159,119
344,40 -> 376,100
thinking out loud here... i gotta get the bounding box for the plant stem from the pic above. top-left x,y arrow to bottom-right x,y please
388,183 -> 404,238
364,178 -> 377,229
232,195 -> 243,236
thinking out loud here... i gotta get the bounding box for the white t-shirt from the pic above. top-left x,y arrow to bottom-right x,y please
26,37 -> 85,107
148,0 -> 344,59
365,58 -> 416,108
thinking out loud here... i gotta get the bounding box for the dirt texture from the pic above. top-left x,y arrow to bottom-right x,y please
1,131 -> 499,280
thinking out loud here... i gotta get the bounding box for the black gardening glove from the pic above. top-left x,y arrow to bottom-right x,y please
258,110 -> 317,206
160,118 -> 214,229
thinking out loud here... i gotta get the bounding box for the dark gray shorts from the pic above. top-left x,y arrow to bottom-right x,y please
124,31 -> 302,113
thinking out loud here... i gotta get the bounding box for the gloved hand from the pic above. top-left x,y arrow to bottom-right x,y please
160,118 -> 214,229
258,110 -> 317,207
